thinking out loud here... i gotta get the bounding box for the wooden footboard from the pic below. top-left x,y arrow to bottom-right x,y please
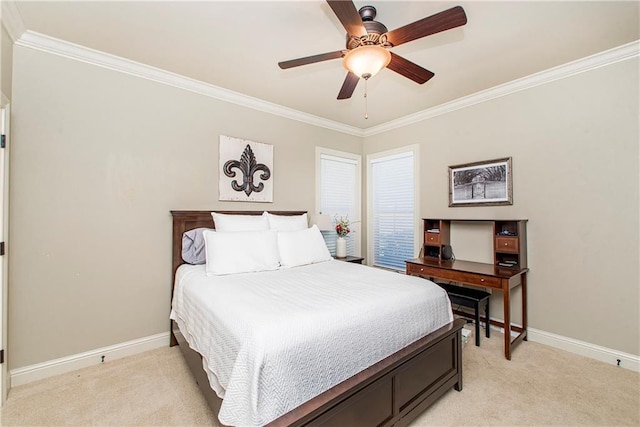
173,318 -> 464,427
262,318 -> 463,427
170,210 -> 464,426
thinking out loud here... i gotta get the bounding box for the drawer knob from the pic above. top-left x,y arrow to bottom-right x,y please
504,243 -> 508,246
480,278 -> 485,282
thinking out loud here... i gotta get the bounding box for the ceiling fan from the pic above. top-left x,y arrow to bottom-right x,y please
278,1 -> 467,100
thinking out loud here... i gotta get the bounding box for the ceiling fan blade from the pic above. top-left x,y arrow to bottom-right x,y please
327,0 -> 367,37
386,52 -> 435,84
337,72 -> 359,99
385,6 -> 467,47
278,50 -> 344,69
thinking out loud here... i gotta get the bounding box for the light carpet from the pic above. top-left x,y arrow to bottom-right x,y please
1,328 -> 638,426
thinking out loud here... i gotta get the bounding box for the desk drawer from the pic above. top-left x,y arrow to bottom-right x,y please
448,270 -> 501,289
408,264 -> 502,289
407,263 -> 432,277
495,236 -> 519,253
424,232 -> 441,245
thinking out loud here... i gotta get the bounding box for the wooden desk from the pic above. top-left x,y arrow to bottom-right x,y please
406,257 -> 528,360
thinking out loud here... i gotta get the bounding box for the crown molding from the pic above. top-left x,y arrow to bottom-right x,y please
363,40 -> 640,137
1,0 -> 26,42
15,30 -> 365,137
12,28 -> 639,138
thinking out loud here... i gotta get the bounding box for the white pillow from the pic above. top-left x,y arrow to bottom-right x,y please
211,211 -> 269,232
266,212 -> 308,232
277,225 -> 333,268
203,229 -> 280,275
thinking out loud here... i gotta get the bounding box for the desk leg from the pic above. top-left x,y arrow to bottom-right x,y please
522,272 -> 528,341
503,284 -> 512,360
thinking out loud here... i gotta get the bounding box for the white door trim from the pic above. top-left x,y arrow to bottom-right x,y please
0,93 -> 10,405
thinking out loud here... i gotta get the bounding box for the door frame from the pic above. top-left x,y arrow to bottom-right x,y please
1,92 -> 10,405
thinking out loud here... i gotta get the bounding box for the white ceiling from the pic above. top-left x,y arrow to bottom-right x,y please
9,1 -> 640,129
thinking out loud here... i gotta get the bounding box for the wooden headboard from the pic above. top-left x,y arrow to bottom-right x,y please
170,210 -> 307,280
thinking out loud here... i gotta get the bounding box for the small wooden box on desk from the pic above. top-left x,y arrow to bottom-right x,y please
407,219 -> 528,360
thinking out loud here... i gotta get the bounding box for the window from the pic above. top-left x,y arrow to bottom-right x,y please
368,146 -> 419,270
316,148 -> 361,256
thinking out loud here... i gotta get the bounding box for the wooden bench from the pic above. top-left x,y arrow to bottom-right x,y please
438,283 -> 490,346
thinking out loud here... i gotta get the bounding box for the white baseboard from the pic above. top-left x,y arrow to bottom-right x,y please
9,332 -> 170,387
472,316 -> 639,372
527,328 -> 639,372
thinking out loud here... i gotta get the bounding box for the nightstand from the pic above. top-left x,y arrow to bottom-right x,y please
334,256 -> 364,264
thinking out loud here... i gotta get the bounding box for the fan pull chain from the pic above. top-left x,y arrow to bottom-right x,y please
364,77 -> 368,120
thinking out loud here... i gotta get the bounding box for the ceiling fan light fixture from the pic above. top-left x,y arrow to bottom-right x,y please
342,45 -> 391,79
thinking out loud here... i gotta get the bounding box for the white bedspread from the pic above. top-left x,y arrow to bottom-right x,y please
170,260 -> 453,427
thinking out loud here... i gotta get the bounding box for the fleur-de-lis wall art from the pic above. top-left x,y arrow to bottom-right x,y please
224,144 -> 271,196
219,135 -> 274,202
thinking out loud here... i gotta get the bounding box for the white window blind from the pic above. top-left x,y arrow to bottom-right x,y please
318,151 -> 361,256
370,151 -> 416,270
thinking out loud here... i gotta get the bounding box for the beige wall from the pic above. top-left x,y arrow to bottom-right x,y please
8,46 -> 362,369
364,58 -> 640,355
1,24 -> 12,99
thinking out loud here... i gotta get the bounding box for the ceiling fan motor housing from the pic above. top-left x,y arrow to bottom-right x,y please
346,5 -> 389,49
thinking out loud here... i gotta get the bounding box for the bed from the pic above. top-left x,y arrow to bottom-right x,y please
170,210 -> 464,427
